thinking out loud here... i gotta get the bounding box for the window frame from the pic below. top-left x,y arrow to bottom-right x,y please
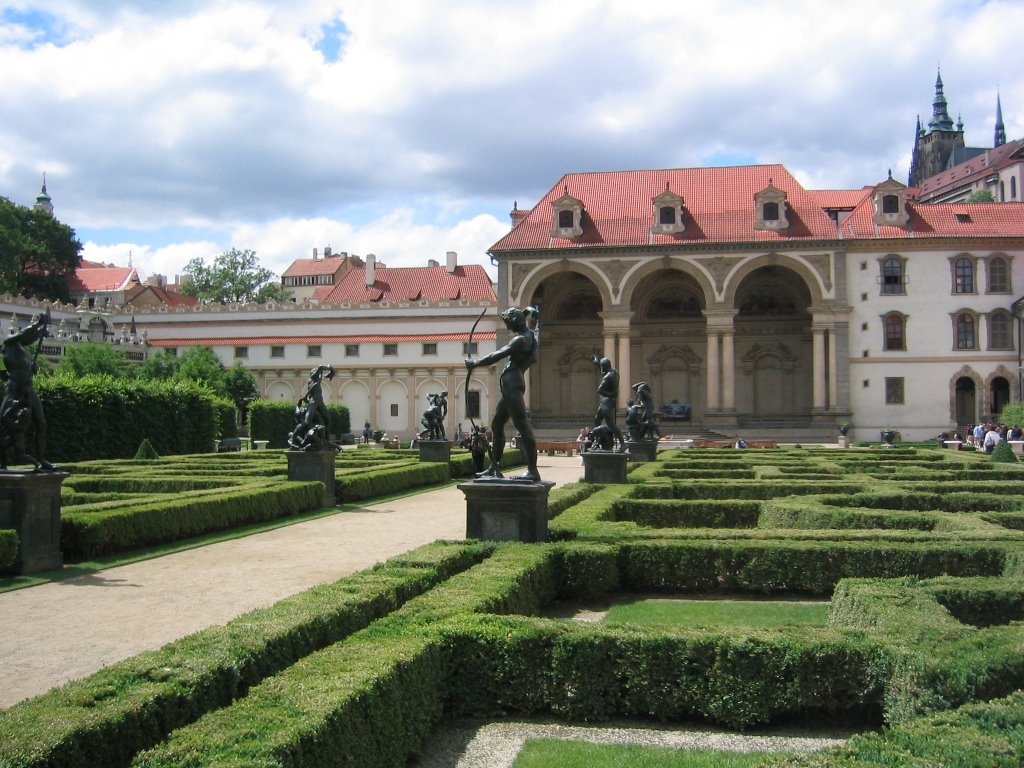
270,345 -> 285,359
306,344 -> 322,358
422,342 -> 438,356
383,343 -> 399,357
879,255 -> 907,295
884,377 -> 905,404
882,312 -> 906,351
344,343 -> 359,357
234,346 -> 248,359
952,255 -> 976,294
988,310 -> 1013,350
987,255 -> 1011,294
955,312 -> 977,350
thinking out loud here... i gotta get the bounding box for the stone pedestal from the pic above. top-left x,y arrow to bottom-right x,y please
626,440 -> 658,462
460,480 -> 555,543
418,439 -> 451,463
0,471 -> 67,574
286,450 -> 336,507
582,450 -> 629,484
839,435 -> 850,449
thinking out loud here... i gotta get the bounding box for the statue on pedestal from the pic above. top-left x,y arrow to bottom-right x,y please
464,306 -> 540,481
591,354 -> 626,452
631,381 -> 660,441
1,312 -> 55,471
287,365 -> 339,452
419,391 -> 448,440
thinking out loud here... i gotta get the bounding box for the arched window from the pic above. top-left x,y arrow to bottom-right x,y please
884,313 -> 905,350
1012,177 -> 1018,201
988,256 -> 1010,293
881,257 -> 904,294
956,313 -> 976,350
989,311 -> 1012,350
762,202 -> 779,221
882,194 -> 900,214
954,258 -> 974,293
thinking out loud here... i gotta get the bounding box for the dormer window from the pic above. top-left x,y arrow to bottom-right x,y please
871,173 -> 910,228
754,181 -> 788,231
549,189 -> 584,238
651,183 -> 686,234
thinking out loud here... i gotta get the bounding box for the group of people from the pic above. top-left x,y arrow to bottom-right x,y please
962,422 -> 1023,453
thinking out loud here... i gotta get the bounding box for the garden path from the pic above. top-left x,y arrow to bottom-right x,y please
0,455 -> 584,708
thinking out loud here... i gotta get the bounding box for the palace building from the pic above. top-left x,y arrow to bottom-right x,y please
488,164 -> 1024,443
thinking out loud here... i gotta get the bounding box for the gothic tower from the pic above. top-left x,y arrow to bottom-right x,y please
33,173 -> 53,215
994,91 -> 1006,148
908,70 -> 965,186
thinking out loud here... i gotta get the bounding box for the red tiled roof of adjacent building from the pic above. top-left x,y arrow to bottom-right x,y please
147,332 -> 496,347
282,255 -> 358,277
841,200 -> 1024,239
490,164 -> 1024,252
67,265 -> 139,292
315,264 -> 495,303
915,139 -> 1024,200
124,284 -> 199,308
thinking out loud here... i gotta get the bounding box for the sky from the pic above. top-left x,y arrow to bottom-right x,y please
1,0 -> 1021,285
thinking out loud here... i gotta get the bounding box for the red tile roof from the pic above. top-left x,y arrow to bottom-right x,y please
148,333 -> 496,347
841,200 -> 1024,239
316,264 -> 495,303
68,266 -> 139,292
491,164 -> 1024,252
916,139 -> 1024,199
125,284 -> 199,308
282,256 -> 356,278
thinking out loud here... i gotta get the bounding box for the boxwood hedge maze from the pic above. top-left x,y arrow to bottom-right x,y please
2,446 -> 1024,766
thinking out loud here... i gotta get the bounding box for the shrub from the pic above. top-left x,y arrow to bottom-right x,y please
990,439 -> 1017,464
132,438 -> 160,460
0,529 -> 17,570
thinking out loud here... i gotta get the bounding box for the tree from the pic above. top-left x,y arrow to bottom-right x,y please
138,349 -> 181,381
55,344 -> 133,378
965,190 -> 995,203
0,196 -> 82,301
180,247 -> 291,305
173,346 -> 226,390
222,360 -> 259,416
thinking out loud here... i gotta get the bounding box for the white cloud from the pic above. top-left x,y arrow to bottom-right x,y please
2,0 -> 1021,285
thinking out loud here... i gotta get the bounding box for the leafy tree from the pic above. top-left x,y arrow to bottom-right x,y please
181,247 -> 291,304
174,346 -> 226,390
0,196 -> 82,301
138,349 -> 181,381
222,360 -> 259,415
965,190 -> 995,203
55,344 -> 133,378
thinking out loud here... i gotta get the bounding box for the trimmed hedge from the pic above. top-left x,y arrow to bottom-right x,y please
0,528 -> 17,570
60,481 -> 325,560
0,541 -> 492,768
36,375 -> 219,461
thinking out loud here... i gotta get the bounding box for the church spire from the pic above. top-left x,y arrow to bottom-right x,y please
994,90 -> 1006,147
33,172 -> 53,215
927,69 -> 955,132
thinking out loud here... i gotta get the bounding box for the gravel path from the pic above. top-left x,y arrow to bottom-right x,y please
0,456 -> 584,708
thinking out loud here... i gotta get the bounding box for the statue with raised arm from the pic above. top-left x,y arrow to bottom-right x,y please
1,312 -> 55,471
419,391 -> 448,440
287,365 -> 339,452
591,354 -> 626,452
464,306 -> 540,481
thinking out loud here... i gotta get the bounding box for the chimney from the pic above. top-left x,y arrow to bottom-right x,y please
445,250 -> 457,273
428,259 -> 439,267
324,245 -> 332,257
365,253 -> 376,286
313,247 -> 318,259
510,201 -> 529,227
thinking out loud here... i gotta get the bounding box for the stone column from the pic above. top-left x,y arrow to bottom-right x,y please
812,326 -> 826,412
706,332 -> 720,411
599,309 -> 635,407
721,330 -> 735,412
828,329 -> 838,411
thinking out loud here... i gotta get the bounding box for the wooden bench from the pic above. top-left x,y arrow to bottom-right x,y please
535,440 -> 578,456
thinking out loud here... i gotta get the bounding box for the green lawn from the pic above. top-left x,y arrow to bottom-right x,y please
604,597 -> 830,629
512,739 -> 779,767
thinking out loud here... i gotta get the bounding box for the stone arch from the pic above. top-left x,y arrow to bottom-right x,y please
377,379 -> 409,434
266,380 -> 294,401
557,346 -> 601,417
620,258 -> 716,310
740,342 -> 799,414
513,260 -> 614,312
722,253 -> 826,307
949,367 -> 982,427
986,366 -> 1015,418
339,379 -> 371,432
646,344 -> 704,413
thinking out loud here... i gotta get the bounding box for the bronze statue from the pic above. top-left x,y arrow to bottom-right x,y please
631,381 -> 660,441
0,312 -> 55,471
287,365 -> 339,451
419,391 -> 448,440
591,354 -> 626,452
464,306 -> 540,480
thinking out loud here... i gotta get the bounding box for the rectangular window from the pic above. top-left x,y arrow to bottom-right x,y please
271,346 -> 285,358
954,258 -> 974,294
422,342 -> 438,355
885,377 -> 904,404
383,343 -> 398,356
234,347 -> 248,359
390,403 -> 398,417
345,344 -> 359,357
463,342 -> 478,356
307,344 -> 321,357
466,390 -> 481,419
